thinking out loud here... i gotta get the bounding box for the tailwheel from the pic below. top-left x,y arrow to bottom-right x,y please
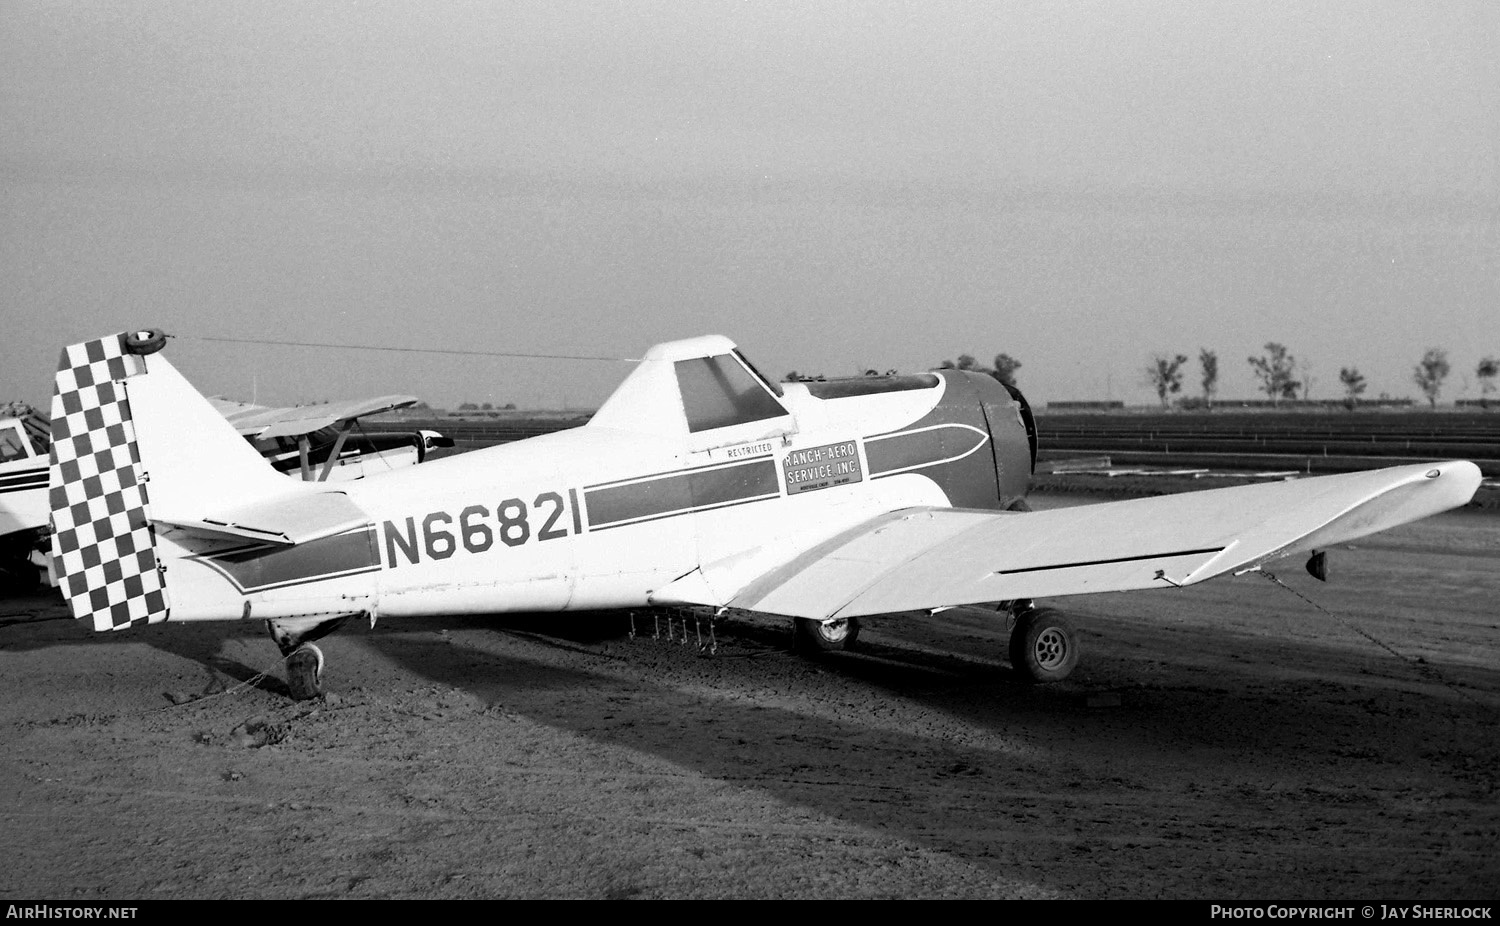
1008,606 -> 1078,683
267,615 -> 351,701
286,644 -> 325,701
793,616 -> 860,653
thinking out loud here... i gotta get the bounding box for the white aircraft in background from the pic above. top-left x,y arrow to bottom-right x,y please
0,411 -> 51,587
46,329 -> 1480,700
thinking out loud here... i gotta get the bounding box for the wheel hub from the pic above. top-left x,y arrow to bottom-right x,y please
1033,627 -> 1069,670
818,619 -> 851,644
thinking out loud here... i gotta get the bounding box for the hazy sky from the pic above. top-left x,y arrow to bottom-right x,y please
3,1 -> 1496,410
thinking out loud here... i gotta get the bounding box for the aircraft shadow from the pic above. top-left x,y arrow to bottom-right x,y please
356,605 -> 1499,897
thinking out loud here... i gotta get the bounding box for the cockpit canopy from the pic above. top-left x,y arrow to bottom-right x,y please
588,336 -> 794,449
0,412 -> 49,464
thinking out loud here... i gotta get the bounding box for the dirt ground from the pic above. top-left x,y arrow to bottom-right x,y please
1,497 -> 1497,900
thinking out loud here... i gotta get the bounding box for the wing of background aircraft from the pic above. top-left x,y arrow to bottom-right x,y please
210,395 -> 418,440
653,461 -> 1480,620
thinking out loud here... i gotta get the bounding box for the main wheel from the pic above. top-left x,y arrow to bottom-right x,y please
793,616 -> 860,652
286,643 -> 325,701
1008,608 -> 1078,683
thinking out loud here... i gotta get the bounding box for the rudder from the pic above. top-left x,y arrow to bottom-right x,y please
48,332 -> 169,630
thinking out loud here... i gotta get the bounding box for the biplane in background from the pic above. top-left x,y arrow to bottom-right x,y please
210,396 -> 453,482
47,329 -> 1480,700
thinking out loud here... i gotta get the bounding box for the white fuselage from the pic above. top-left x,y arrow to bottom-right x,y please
154,380 -> 974,623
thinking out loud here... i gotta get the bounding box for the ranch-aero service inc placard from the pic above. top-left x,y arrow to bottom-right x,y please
782,440 -> 862,494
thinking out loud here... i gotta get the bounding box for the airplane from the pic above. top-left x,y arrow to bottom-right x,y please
0,410 -> 51,588
3,370 -> 448,590
210,396 -> 454,482
46,328 -> 1481,700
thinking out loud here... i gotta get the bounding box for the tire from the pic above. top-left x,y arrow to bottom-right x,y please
123,329 -> 168,355
793,616 -> 860,653
286,644 -> 324,701
1008,608 -> 1078,683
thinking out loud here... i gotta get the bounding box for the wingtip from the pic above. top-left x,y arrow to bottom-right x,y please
1428,460 -> 1483,505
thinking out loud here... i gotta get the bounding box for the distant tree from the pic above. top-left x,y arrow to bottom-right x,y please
1297,359 -> 1315,400
1247,343 -> 1300,407
935,352 -> 1021,386
992,353 -> 1022,387
1338,367 -> 1367,410
1477,357 -> 1498,409
1198,349 -> 1218,410
1146,354 -> 1189,408
458,402 -> 479,411
1412,348 -> 1451,409
480,402 -> 493,411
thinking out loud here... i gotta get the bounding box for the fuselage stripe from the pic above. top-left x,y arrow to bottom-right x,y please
587,492 -> 783,531
0,471 -> 48,491
864,423 -> 990,479
584,458 -> 780,528
583,454 -> 774,492
189,525 -> 381,593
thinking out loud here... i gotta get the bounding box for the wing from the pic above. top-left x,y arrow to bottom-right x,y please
210,396 -> 418,439
662,461 -> 1481,620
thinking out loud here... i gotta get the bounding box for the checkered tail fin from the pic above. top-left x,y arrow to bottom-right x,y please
48,334 -> 168,630
48,331 -> 294,631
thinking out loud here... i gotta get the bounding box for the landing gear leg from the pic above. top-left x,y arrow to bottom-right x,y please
267,615 -> 352,701
1007,602 -> 1079,683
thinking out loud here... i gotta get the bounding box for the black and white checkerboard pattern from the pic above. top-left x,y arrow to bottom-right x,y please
48,334 -> 169,631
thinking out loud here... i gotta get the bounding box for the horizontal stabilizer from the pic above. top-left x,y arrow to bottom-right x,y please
154,491 -> 371,545
727,461 -> 1482,620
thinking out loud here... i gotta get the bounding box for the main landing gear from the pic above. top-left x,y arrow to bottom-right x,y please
792,616 -> 861,653
790,604 -> 1080,682
1006,599 -> 1079,683
267,615 -> 353,701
